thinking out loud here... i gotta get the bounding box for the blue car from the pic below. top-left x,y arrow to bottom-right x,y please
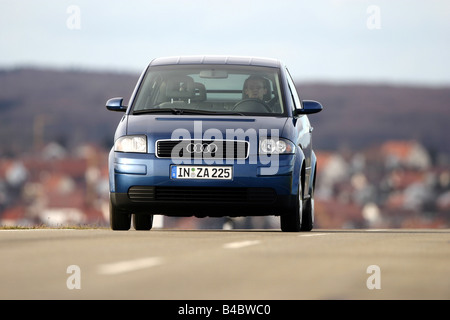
106,56 -> 323,232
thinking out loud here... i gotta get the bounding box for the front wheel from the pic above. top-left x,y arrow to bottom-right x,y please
133,213 -> 154,231
300,198 -> 314,231
109,200 -> 131,231
280,184 -> 302,232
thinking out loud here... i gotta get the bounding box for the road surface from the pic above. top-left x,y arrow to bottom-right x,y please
0,228 -> 448,300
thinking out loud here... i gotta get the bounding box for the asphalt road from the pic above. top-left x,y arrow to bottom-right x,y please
0,228 -> 448,300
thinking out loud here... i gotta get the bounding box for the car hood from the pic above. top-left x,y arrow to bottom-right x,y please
126,115 -> 290,141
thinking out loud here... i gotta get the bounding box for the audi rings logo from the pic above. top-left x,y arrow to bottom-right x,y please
186,142 -> 218,154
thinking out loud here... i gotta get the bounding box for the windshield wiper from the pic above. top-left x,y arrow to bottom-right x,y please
133,108 -> 183,115
206,111 -> 246,116
133,108 -> 244,116
175,109 -> 245,116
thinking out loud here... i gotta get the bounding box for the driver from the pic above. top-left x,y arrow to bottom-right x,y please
243,75 -> 268,101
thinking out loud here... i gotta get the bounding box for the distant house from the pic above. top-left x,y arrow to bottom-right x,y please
437,191 -> 450,212
380,140 -> 431,170
0,142 -> 111,227
39,207 -> 86,227
315,199 -> 364,228
0,206 -> 27,226
315,151 -> 350,200
2,160 -> 28,188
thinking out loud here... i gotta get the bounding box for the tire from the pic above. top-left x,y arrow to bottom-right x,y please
280,183 -> 302,232
300,197 -> 314,231
133,213 -> 154,231
109,200 -> 131,231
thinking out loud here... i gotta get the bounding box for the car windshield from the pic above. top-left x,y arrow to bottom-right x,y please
132,65 -> 285,116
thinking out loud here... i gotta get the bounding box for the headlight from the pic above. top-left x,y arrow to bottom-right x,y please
259,138 -> 294,154
114,135 -> 147,153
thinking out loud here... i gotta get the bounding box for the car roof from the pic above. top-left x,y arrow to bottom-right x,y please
149,55 -> 282,68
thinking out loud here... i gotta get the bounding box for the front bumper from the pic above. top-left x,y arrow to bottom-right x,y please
109,151 -> 299,217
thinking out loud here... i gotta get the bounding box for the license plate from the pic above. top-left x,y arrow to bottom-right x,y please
171,166 -> 233,180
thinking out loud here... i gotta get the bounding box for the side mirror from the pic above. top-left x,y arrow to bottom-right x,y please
294,100 -> 323,116
106,97 -> 127,112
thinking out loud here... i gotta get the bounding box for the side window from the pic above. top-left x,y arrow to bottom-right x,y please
286,69 -> 302,111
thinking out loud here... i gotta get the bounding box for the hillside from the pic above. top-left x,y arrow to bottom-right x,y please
298,83 -> 450,156
0,68 -> 138,155
1,68 -> 449,158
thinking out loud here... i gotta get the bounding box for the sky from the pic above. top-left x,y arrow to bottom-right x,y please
1,0 -> 449,86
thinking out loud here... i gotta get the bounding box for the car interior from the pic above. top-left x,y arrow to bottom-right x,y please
133,68 -> 284,115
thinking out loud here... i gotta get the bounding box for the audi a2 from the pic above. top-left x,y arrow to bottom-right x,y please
106,56 -> 323,232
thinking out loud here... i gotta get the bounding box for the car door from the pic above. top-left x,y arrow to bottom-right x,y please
286,68 -> 313,198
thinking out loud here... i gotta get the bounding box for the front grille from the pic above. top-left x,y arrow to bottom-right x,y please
156,140 -> 249,159
128,186 -> 276,204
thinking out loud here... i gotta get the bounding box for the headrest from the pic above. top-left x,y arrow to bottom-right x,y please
192,82 -> 207,101
166,75 -> 195,99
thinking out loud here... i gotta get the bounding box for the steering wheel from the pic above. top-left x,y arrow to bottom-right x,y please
267,96 -> 278,107
232,99 -> 272,113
